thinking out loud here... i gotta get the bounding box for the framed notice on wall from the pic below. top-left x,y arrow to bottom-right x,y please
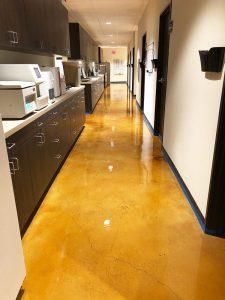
146,42 -> 155,73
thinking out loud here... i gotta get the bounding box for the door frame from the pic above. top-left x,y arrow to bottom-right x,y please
132,47 -> 135,95
140,33 -> 147,111
205,75 -> 225,236
154,5 -> 171,138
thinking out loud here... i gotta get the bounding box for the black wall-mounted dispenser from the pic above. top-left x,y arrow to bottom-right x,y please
199,47 -> 225,73
151,59 -> 158,70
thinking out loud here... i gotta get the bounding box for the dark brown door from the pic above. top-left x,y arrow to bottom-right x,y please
132,47 -> 135,95
140,33 -> 147,110
154,5 -> 171,140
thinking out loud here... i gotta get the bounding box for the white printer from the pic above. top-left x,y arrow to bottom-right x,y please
0,81 -> 37,119
0,64 -> 49,110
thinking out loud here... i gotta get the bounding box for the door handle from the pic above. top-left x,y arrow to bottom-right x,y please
158,78 -> 166,84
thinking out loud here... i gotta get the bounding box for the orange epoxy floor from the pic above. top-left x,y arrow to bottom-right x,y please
22,84 -> 225,300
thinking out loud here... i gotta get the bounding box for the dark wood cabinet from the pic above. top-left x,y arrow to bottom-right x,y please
69,23 -> 98,62
83,77 -> 104,113
7,141 -> 35,231
23,0 -> 47,51
6,89 -> 85,234
0,0 -> 28,49
0,0 -> 70,56
27,127 -> 50,205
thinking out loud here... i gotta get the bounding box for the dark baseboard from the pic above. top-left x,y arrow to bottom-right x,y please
143,114 -> 157,136
21,126 -> 85,237
136,100 -> 157,136
162,147 -> 207,232
136,100 -> 142,112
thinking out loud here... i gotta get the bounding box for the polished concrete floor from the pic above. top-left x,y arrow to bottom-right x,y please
22,84 -> 225,300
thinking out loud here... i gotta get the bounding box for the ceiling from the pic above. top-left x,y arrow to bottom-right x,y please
65,0 -> 149,46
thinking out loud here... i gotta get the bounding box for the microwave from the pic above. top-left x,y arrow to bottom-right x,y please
0,81 -> 37,119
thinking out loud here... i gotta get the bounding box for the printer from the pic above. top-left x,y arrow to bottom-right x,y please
0,81 -> 37,119
0,64 -> 49,110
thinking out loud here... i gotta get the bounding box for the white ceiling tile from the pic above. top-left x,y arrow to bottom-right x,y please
67,0 -> 149,46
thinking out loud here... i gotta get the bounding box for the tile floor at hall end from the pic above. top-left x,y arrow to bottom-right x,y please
22,84 -> 225,300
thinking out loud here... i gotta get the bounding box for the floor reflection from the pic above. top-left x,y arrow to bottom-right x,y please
22,84 -> 225,300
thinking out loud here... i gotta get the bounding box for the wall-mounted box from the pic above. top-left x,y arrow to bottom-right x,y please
199,47 -> 225,73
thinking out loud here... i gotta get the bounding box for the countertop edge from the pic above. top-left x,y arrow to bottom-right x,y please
3,86 -> 85,139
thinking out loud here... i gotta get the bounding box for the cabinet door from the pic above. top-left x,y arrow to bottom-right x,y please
2,0 -> 28,49
23,0 -> 47,51
27,128 -> 50,204
45,116 -> 63,174
59,107 -> 71,156
69,97 -> 78,142
57,4 -> 70,56
7,142 -> 35,232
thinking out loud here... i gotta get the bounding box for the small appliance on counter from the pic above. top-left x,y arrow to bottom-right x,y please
40,70 -> 55,102
88,61 -> 98,77
63,60 -> 83,87
41,66 -> 61,97
55,57 -> 67,95
0,64 -> 49,111
0,81 -> 37,119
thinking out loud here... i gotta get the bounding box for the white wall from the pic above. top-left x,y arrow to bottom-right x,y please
136,0 -> 170,126
102,47 -> 128,82
163,0 -> 225,217
134,0 -> 225,217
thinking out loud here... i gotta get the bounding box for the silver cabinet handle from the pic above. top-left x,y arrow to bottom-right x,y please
54,154 -> 62,159
35,134 -> 45,144
9,161 -> 15,175
11,157 -> 19,171
14,32 -> 19,44
37,122 -> 44,127
7,142 -> 16,150
41,133 -> 46,144
9,157 -> 19,175
52,138 -> 60,143
7,31 -> 16,44
49,121 -> 58,126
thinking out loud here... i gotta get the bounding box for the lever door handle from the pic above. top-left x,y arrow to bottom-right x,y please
158,78 -> 166,84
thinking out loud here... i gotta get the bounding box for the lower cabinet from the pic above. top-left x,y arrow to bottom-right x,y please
8,141 -> 36,232
6,90 -> 85,234
83,77 -> 104,113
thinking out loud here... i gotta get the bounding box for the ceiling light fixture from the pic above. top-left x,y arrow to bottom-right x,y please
106,21 -> 112,25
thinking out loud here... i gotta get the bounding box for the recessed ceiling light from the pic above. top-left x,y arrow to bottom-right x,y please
106,21 -> 112,25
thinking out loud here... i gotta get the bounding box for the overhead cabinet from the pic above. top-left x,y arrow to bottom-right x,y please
6,89 -> 85,233
0,0 -> 70,56
69,23 -> 98,62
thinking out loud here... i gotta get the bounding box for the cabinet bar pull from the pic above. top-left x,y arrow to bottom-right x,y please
49,121 -> 58,126
9,162 -> 15,175
11,157 -> 19,171
53,139 -> 60,143
35,134 -> 45,144
37,122 -> 44,127
54,154 -> 62,159
7,142 -> 16,150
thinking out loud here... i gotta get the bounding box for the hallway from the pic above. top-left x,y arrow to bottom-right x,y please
22,84 -> 225,300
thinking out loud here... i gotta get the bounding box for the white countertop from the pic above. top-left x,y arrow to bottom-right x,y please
3,86 -> 85,138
